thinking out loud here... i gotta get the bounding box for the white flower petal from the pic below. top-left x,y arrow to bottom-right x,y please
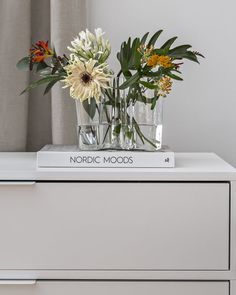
63,58 -> 111,102
68,28 -> 111,62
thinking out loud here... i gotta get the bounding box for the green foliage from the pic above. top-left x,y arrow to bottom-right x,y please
151,95 -> 160,110
16,31 -> 204,148
117,30 -> 204,92
147,30 -> 163,47
44,77 -> 62,95
82,97 -> 97,119
17,42 -> 68,97
166,72 -> 183,81
160,36 -> 178,50
139,80 -> 157,89
117,37 -> 142,76
114,29 -> 204,148
113,124 -> 121,136
20,74 -> 64,95
36,61 -> 49,72
119,72 -> 140,89
16,56 -> 30,70
140,32 -> 149,44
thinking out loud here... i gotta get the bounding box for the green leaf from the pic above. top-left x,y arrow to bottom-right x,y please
169,44 -> 192,55
16,56 -> 30,70
143,69 -> 162,77
117,35 -> 143,74
123,70 -> 132,78
141,32 -> 149,44
147,30 -> 163,47
44,77 -> 62,95
116,77 -> 121,101
161,36 -> 178,50
134,49 -> 142,69
129,38 -> 141,69
20,75 -> 62,95
113,124 -> 121,136
194,51 -> 205,58
172,68 -> 182,74
182,51 -> 200,63
104,88 -> 113,101
123,38 -> 131,65
132,119 -> 144,144
129,38 -> 139,67
36,61 -> 49,72
133,118 -> 157,148
140,80 -> 157,89
170,51 -> 200,63
117,52 -> 121,63
167,72 -> 183,81
153,48 -> 168,55
151,96 -> 159,110
117,43 -> 129,73
52,63 -> 60,74
119,72 -> 140,89
82,97 -> 97,119
125,128 -> 133,140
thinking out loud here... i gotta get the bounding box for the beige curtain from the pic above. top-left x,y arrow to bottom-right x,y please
0,0 -> 87,151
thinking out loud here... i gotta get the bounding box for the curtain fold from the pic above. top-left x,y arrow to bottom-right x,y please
0,0 -> 87,151
0,0 -> 31,151
27,0 -> 51,151
50,0 -> 87,145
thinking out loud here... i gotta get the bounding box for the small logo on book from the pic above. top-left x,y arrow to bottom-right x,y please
165,157 -> 170,163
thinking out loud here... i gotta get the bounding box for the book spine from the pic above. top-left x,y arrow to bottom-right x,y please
37,152 -> 175,168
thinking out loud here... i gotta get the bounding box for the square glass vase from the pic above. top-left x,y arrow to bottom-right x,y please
76,92 -> 163,151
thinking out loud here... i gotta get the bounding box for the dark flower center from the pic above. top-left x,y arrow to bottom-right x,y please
81,72 -> 92,84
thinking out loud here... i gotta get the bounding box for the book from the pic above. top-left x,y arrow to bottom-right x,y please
37,145 -> 175,168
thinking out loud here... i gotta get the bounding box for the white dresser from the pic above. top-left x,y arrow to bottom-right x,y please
0,152 -> 235,295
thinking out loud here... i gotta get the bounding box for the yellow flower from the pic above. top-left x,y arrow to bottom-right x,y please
157,76 -> 173,97
147,54 -> 173,68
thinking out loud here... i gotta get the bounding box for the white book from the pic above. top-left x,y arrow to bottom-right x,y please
37,145 -> 175,168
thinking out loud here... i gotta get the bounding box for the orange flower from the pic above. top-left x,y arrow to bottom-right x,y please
147,54 -> 173,68
156,76 -> 172,97
30,40 -> 54,63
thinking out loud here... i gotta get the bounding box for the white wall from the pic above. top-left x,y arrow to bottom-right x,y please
87,0 -> 236,167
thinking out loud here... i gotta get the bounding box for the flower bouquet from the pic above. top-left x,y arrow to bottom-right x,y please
17,28 -> 203,151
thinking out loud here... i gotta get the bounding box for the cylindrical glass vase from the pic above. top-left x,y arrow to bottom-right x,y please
75,98 -> 101,151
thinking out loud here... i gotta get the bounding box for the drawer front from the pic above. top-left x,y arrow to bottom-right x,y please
0,182 -> 229,270
0,281 -> 229,295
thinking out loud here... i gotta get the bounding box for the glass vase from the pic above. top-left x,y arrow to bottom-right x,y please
75,99 -> 101,150
132,97 -> 163,151
100,81 -> 163,151
75,81 -> 163,151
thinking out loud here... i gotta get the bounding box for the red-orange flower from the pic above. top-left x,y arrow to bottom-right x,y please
30,40 -> 54,63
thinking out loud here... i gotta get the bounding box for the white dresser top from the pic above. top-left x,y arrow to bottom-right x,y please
0,152 -> 235,181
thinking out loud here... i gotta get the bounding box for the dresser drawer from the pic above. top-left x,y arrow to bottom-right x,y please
0,281 -> 229,295
0,182 -> 229,270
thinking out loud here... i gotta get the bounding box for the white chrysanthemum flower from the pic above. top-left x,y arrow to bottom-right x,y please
63,57 -> 111,103
67,28 -> 111,63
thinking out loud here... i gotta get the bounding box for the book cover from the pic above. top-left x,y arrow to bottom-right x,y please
37,145 -> 175,168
